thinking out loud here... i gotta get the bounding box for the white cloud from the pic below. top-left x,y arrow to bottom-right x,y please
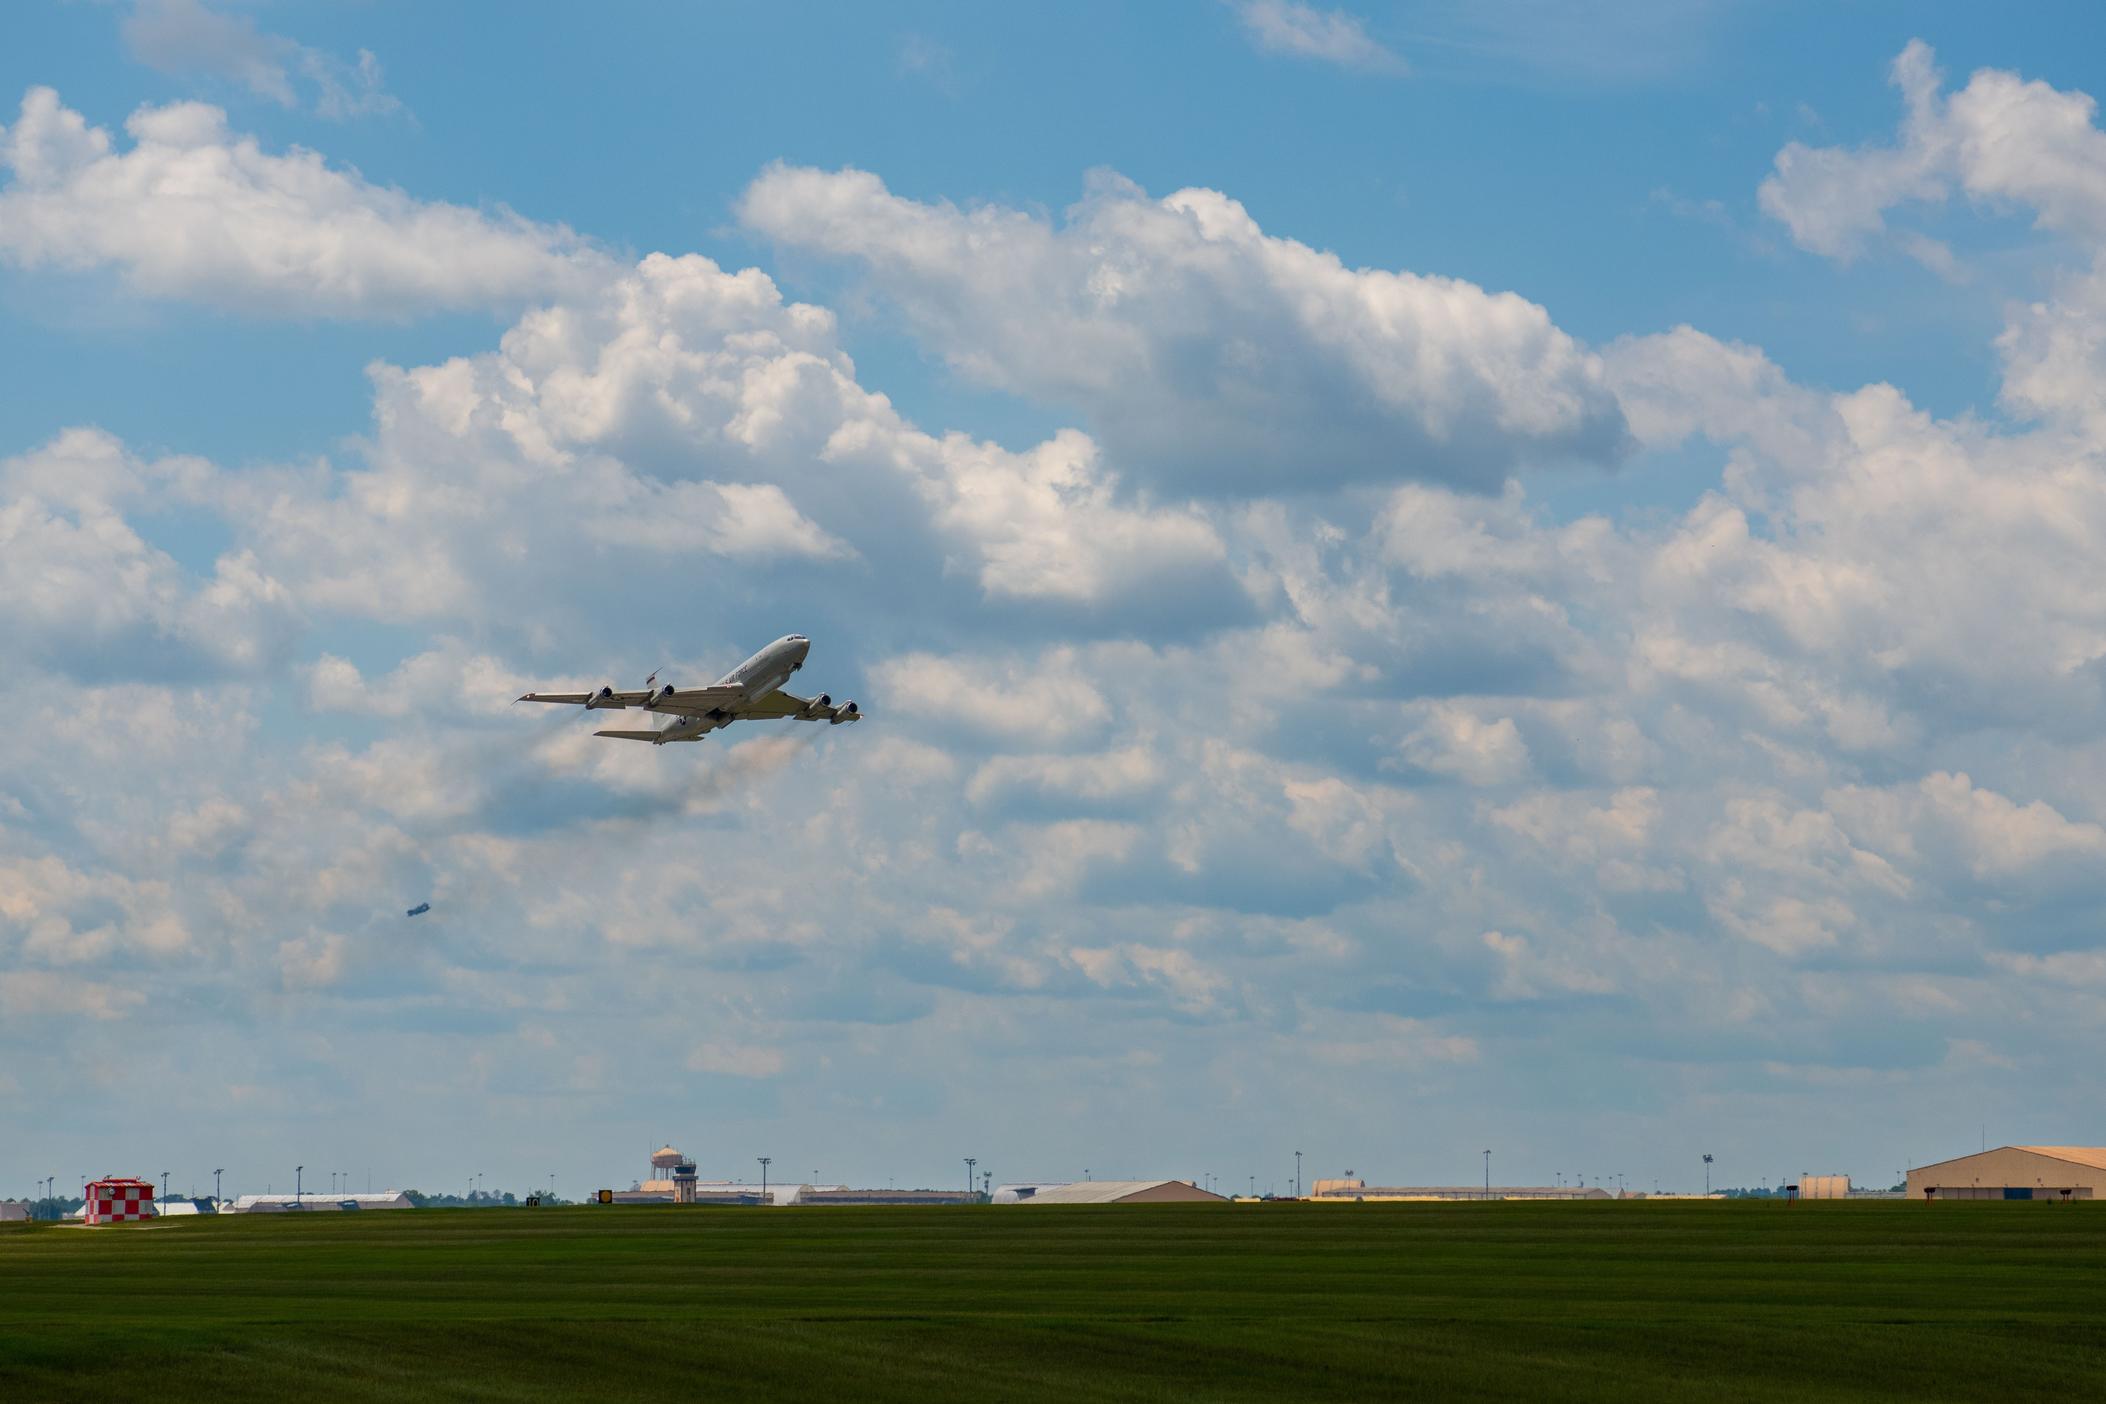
687,1042 -> 787,1078
15,92 -> 2106,1194
0,428 -> 298,680
872,649 -> 1111,744
121,0 -> 402,120
1829,773 -> 2106,887
966,747 -> 1163,808
1776,39 -> 2106,251
305,644 -> 526,718
1235,2 -> 1405,74
1400,703 -> 1531,785
1760,41 -> 2106,437
0,88 -> 606,317
738,164 -> 1629,493
218,250 -> 1231,630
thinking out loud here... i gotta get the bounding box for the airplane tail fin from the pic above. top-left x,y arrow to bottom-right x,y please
594,729 -> 668,743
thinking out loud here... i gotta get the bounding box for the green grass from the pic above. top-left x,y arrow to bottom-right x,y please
4,1201 -> 2105,1401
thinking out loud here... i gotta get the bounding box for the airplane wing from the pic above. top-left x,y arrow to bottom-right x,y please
518,684 -> 746,717
734,689 -> 861,723
649,685 -> 747,716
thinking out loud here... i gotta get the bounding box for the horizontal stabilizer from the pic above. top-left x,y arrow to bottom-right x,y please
594,729 -> 667,742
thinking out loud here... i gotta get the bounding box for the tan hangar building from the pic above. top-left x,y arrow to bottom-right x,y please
1906,1146 -> 2106,1200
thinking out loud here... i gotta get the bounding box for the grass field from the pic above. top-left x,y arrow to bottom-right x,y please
4,1201 -> 2105,1401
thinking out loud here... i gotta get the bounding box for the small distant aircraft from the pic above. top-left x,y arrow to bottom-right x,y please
518,634 -> 861,745
406,902 -> 430,918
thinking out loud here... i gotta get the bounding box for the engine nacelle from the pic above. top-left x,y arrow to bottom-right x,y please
829,700 -> 860,725
803,693 -> 832,718
648,683 -> 678,707
585,686 -> 617,710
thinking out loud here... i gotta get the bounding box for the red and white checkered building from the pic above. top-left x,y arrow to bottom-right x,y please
84,1176 -> 154,1224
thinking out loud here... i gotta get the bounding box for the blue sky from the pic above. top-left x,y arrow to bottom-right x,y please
7,1 -> 2106,1201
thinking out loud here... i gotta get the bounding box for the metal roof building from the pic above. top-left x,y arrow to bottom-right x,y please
229,1191 -> 413,1212
800,1189 -> 978,1206
1312,1178 -> 1612,1201
1011,1180 -> 1227,1205
1907,1147 -> 2106,1200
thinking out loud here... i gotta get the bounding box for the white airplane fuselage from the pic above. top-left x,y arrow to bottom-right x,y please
725,633 -> 812,696
654,634 -> 811,742
521,632 -> 856,744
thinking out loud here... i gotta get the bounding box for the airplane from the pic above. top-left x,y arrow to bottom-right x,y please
517,633 -> 861,745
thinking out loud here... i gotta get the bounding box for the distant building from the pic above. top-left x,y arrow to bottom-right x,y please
1798,1174 -> 1850,1200
1013,1180 -> 1227,1205
991,1182 -> 1069,1204
1907,1147 -> 2106,1201
0,1200 -> 28,1222
85,1177 -> 154,1224
800,1189 -> 977,1206
637,1144 -> 686,1196
1311,1178 -> 1612,1202
229,1191 -> 412,1212
155,1197 -> 215,1216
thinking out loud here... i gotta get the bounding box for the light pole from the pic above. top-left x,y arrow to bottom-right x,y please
1483,1150 -> 1490,1201
758,1157 -> 771,1199
215,1168 -> 224,1207
161,1171 -> 170,1211
1703,1154 -> 1713,1196
295,1165 -> 304,1206
964,1157 -> 977,1200
1295,1149 -> 1302,1199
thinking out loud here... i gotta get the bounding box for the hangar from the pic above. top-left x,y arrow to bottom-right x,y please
1010,1180 -> 1227,1204
1906,1147 -> 2106,1200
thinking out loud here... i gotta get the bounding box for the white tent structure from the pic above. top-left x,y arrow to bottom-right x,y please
229,1191 -> 413,1212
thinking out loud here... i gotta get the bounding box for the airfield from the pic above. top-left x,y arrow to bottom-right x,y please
5,1201 -> 2104,1401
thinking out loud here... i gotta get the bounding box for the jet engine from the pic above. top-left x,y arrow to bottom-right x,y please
803,693 -> 832,718
585,686 -> 617,710
830,700 -> 860,724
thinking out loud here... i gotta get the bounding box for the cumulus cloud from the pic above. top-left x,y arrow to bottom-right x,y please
1763,40 -> 2106,259
15,86 -> 2106,1192
1761,41 -> 2106,437
1234,2 -> 1405,74
738,164 -> 1629,493
121,0 -> 402,119
213,250 -> 1236,637
0,428 -> 298,680
0,88 -> 606,316
872,649 -> 1111,744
